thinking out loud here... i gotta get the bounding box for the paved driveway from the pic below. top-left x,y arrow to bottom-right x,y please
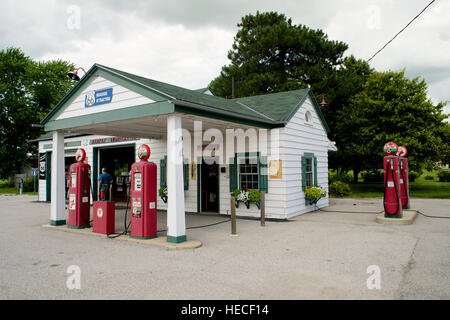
0,195 -> 448,299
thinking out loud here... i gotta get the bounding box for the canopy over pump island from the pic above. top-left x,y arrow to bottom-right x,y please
38,63 -> 337,243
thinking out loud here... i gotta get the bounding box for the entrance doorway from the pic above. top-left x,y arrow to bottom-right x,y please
99,145 -> 135,202
200,159 -> 219,213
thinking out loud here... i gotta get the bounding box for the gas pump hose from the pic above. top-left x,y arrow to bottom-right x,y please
107,183 -> 131,239
400,165 -> 409,208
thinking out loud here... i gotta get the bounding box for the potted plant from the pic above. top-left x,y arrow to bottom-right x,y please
304,186 -> 327,206
159,186 -> 168,203
232,187 -> 261,209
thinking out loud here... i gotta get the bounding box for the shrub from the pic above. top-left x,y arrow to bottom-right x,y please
329,181 -> 351,197
424,175 -> 434,181
22,177 -> 36,192
328,171 -> 353,184
409,171 -> 420,182
0,179 -> 14,188
361,170 -> 384,183
437,170 -> 450,182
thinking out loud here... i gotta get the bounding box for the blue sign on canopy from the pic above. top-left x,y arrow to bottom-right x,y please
85,88 -> 113,108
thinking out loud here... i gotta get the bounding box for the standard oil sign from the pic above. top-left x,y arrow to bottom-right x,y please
85,88 -> 113,107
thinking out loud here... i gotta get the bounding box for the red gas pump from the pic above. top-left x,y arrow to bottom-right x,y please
383,142 -> 402,218
68,148 -> 91,228
397,146 -> 410,209
130,144 -> 157,239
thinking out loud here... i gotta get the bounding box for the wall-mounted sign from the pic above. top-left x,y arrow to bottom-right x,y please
190,161 -> 196,180
269,160 -> 282,179
89,137 -> 139,145
39,153 -> 46,180
85,88 -> 113,108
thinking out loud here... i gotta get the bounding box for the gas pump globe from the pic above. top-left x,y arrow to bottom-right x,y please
383,141 -> 398,155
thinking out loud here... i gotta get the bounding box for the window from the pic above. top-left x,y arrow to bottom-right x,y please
305,111 -> 312,124
302,153 -> 317,192
238,156 -> 259,190
305,157 -> 314,188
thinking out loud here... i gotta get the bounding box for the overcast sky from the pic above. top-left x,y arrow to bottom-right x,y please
1,0 -> 448,114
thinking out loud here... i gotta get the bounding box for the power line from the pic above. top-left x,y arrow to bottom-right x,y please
318,0 -> 437,102
367,0 -> 436,62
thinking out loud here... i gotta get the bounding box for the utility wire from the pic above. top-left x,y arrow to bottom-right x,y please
316,0 -> 437,101
367,0 -> 436,62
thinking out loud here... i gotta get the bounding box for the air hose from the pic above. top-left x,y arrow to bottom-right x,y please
107,183 -> 131,239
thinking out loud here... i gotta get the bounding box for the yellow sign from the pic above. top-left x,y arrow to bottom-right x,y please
269,160 -> 282,179
190,161 -> 196,180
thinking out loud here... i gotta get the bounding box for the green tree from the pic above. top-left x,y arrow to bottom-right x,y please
209,11 -> 348,98
318,56 -> 374,175
335,70 -> 448,181
0,47 -> 74,179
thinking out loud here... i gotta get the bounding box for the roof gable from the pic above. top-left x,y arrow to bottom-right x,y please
41,63 -> 329,133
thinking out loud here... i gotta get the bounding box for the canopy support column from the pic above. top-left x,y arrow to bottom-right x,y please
50,130 -> 66,225
166,115 -> 186,243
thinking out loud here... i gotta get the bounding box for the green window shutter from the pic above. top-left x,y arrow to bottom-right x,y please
229,157 -> 237,192
314,156 -> 318,186
160,156 -> 167,187
45,152 -> 52,201
183,161 -> 189,190
301,156 -> 307,191
259,155 -> 268,192
92,148 -> 98,201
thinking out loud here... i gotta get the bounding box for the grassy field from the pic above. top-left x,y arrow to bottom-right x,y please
332,169 -> 450,199
0,180 -> 38,195
348,181 -> 450,199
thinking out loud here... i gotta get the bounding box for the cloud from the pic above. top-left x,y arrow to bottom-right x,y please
0,0 -> 448,113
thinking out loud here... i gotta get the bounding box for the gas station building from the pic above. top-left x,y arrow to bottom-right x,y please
38,63 -> 335,243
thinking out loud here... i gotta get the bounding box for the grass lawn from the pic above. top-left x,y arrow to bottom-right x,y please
0,187 -> 38,195
348,181 -> 450,199
330,168 -> 450,199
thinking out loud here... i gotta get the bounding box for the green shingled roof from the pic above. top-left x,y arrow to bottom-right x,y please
98,64 -> 275,122
41,63 -> 329,132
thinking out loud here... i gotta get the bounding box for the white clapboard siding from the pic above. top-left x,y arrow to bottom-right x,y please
281,97 -> 329,218
218,128 -> 287,219
56,76 -> 155,120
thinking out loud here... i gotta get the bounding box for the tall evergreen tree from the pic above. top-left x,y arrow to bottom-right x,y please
209,11 -> 348,98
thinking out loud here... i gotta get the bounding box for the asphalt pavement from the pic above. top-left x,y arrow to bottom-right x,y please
0,195 -> 448,299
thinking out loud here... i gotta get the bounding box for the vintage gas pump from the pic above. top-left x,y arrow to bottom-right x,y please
397,146 -> 410,209
67,148 -> 91,228
383,142 -> 402,218
129,144 -> 157,239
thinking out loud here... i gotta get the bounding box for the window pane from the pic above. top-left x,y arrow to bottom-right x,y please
306,158 -> 312,172
306,172 -> 313,187
238,157 -> 259,190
